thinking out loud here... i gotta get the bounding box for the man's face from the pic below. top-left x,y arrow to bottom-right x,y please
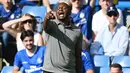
99,0 -> 111,11
22,36 -> 34,50
110,67 -> 122,73
56,3 -> 71,20
107,11 -> 118,26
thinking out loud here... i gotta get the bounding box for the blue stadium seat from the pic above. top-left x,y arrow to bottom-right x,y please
22,6 -> 47,32
94,55 -> 110,73
1,66 -> 24,73
112,56 -> 130,67
116,1 -> 130,10
1,66 -> 13,73
22,6 -> 47,23
94,55 -> 110,67
123,68 -> 130,73
100,67 -> 110,73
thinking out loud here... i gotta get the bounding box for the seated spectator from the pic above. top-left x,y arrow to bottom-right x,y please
13,30 -> 46,73
0,0 -> 22,20
2,13 -> 44,51
0,0 -> 22,58
90,6 -> 129,56
71,0 -> 95,45
92,0 -> 123,38
110,63 -> 123,73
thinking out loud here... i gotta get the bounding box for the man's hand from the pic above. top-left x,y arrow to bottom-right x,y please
46,11 -> 55,20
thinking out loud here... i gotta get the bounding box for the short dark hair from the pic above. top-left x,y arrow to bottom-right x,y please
20,30 -> 34,41
110,63 -> 122,71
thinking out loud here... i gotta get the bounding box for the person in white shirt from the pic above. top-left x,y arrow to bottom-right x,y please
90,6 -> 129,56
92,0 -> 123,37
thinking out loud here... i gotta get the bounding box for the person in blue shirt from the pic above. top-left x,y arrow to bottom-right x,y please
82,40 -> 94,73
0,0 -> 22,20
82,50 -> 94,73
71,0 -> 95,45
13,30 -> 45,73
0,0 -> 22,58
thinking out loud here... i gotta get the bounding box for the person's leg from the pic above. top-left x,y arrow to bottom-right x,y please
1,32 -> 11,48
1,32 -> 15,57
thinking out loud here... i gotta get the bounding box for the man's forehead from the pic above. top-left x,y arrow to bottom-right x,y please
58,3 -> 69,7
110,67 -> 121,73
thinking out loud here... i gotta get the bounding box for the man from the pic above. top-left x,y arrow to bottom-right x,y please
0,0 -> 21,20
71,0 -> 95,45
110,63 -> 123,73
92,0 -> 123,37
43,2 -> 82,73
90,6 -> 129,56
13,30 -> 46,73
0,0 -> 22,59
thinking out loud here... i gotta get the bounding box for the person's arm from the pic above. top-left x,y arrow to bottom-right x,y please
111,29 -> 129,56
42,0 -> 52,12
89,0 -> 95,8
37,33 -> 44,46
2,15 -> 33,38
2,18 -> 21,38
82,51 -> 94,73
75,33 -> 82,73
86,70 -> 94,73
13,66 -> 22,73
13,52 -> 22,73
43,11 -> 55,31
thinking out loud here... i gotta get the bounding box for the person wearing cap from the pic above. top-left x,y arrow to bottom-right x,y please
42,2 -> 82,73
92,0 -> 123,38
90,6 -> 129,56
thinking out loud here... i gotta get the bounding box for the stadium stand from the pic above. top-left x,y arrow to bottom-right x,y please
93,55 -> 110,73
22,6 -> 47,32
100,67 -> 109,73
1,66 -> 13,73
112,56 -> 130,67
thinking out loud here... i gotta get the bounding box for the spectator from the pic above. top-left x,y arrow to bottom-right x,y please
71,0 -> 95,45
82,49 -> 94,73
42,2 -> 82,73
13,30 -> 46,73
0,0 -> 21,20
92,0 -> 123,37
2,14 -> 44,51
90,6 -> 129,56
0,0 -> 22,58
110,63 -> 123,73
